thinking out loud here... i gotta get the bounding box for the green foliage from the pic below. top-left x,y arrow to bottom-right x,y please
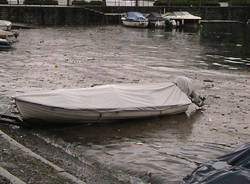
72,0 -> 104,5
0,0 -> 8,4
24,0 -> 58,5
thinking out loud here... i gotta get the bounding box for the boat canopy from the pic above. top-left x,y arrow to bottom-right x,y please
0,20 -> 11,27
0,20 -> 12,31
146,12 -> 164,21
162,11 -> 201,20
126,12 -> 146,20
182,143 -> 250,184
15,82 -> 191,112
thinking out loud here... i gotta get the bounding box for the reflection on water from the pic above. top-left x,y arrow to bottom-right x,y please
40,113 -> 196,143
34,112 -> 231,183
200,23 -> 250,70
0,24 -> 249,183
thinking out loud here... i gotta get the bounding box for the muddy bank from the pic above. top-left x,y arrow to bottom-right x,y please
0,25 -> 249,183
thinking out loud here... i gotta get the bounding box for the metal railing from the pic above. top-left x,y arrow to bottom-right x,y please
5,0 -> 155,6
105,0 -> 154,6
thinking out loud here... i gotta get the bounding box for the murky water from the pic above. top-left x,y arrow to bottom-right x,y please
0,23 -> 249,183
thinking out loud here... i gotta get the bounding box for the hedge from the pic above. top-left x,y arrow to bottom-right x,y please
24,0 -> 58,5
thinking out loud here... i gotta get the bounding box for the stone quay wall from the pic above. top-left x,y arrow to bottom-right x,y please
0,5 -> 249,25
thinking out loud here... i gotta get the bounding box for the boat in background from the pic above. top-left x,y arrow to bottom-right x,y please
162,11 -> 201,27
0,20 -> 12,31
146,12 -> 165,28
0,20 -> 18,45
121,12 -> 148,28
0,29 -> 18,44
0,38 -> 11,50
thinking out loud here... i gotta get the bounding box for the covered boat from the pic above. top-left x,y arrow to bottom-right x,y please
0,29 -> 18,41
182,142 -> 250,184
162,11 -> 201,27
14,82 -> 193,124
0,20 -> 12,31
121,12 -> 148,28
146,12 -> 165,28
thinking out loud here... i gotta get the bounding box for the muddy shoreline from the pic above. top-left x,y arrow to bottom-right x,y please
1,69 -> 249,184
0,26 -> 249,183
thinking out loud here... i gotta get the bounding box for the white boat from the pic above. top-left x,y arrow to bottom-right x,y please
0,20 -> 12,31
162,11 -> 201,27
121,12 -> 149,28
14,82 -> 193,124
0,29 -> 18,40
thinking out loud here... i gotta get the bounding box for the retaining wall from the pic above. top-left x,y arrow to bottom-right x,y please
0,5 -> 249,25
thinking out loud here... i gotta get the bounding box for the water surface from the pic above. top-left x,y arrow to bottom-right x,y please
0,23 -> 249,183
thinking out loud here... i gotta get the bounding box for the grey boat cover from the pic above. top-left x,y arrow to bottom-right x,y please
182,142 -> 250,184
15,82 -> 191,112
0,20 -> 11,27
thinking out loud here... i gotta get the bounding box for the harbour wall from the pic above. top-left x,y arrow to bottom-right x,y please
0,5 -> 249,25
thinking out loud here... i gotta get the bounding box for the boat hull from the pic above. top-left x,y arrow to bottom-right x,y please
15,99 -> 189,124
0,20 -> 12,31
149,20 -> 166,28
122,20 -> 149,28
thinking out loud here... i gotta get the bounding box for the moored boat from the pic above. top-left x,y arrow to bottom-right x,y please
121,12 -> 148,28
0,29 -> 18,39
146,12 -> 165,28
0,20 -> 12,31
14,82 -> 194,124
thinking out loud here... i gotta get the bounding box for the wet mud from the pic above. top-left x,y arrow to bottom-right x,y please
0,24 -> 249,183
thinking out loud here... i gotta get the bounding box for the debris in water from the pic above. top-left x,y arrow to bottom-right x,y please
203,79 -> 214,83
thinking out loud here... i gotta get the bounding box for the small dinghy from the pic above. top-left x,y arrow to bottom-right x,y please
14,78 -> 202,124
0,20 -> 12,31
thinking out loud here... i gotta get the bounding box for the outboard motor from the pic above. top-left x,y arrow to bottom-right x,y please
175,76 -> 205,107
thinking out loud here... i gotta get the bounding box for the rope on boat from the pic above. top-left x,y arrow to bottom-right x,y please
0,99 -> 24,126
0,113 -> 23,126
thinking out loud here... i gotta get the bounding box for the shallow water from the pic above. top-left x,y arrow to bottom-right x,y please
34,113 -> 234,183
0,24 -> 249,183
